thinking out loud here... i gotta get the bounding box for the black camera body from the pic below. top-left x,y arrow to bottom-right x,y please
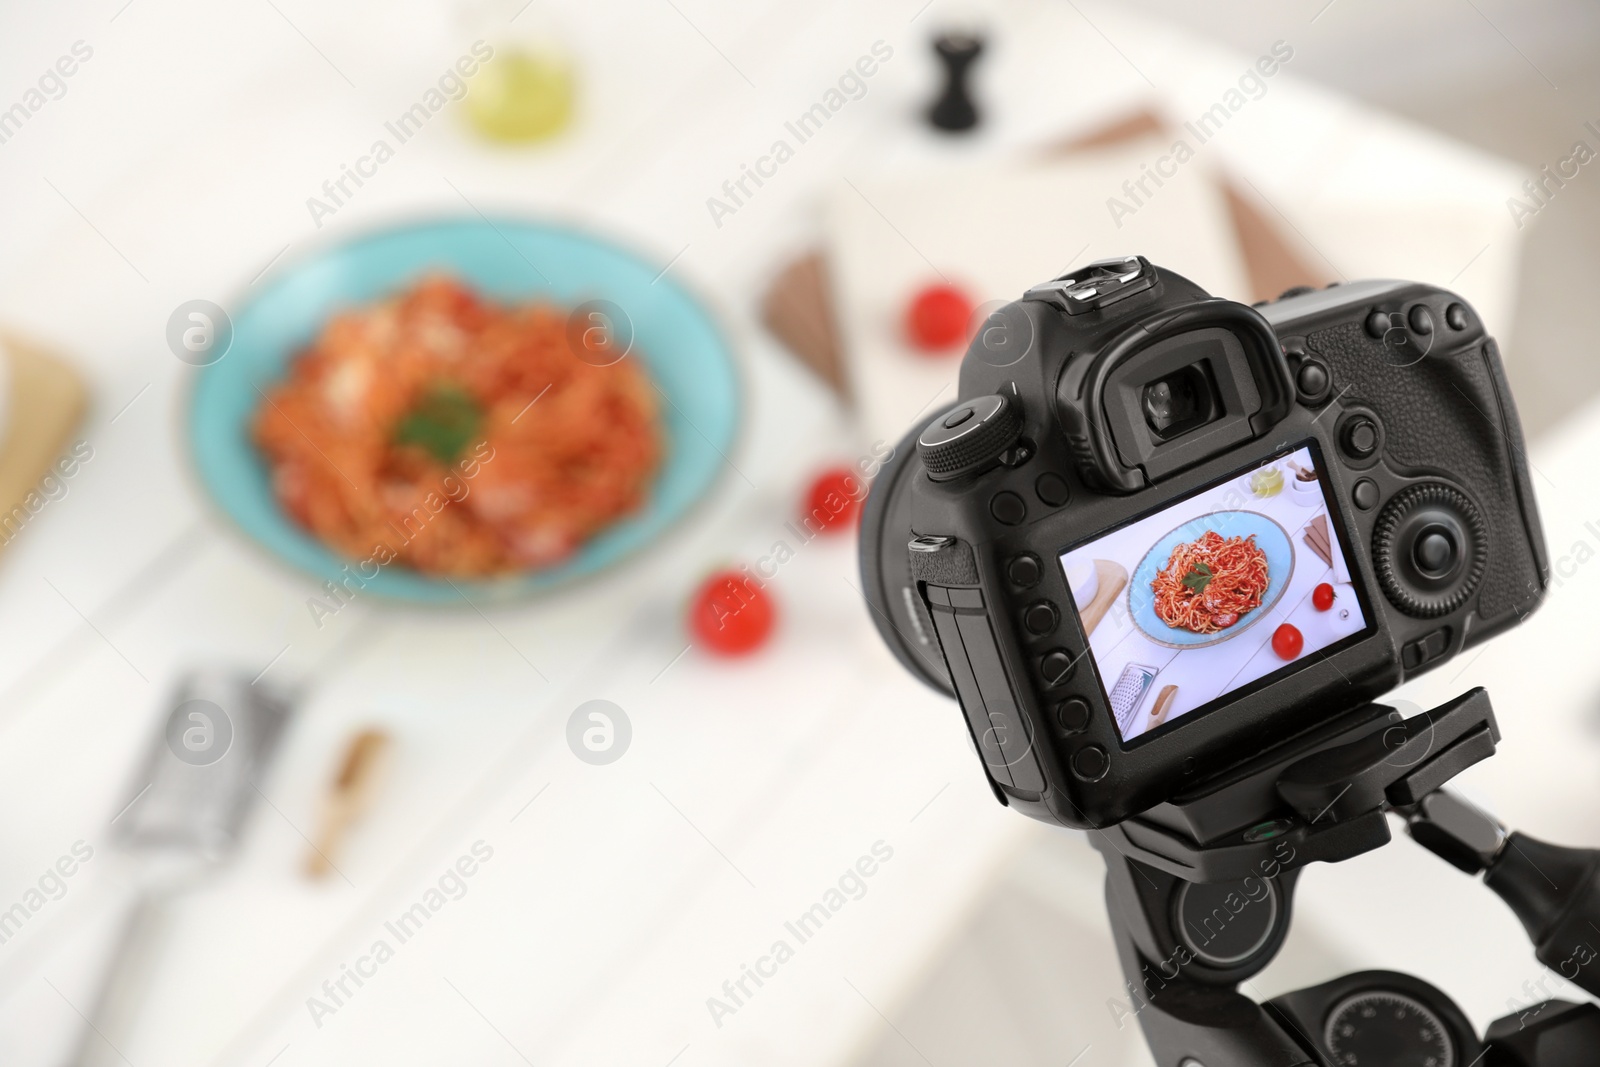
862,257 -> 1547,830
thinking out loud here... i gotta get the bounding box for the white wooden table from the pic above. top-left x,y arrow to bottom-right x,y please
0,2 -> 1546,1064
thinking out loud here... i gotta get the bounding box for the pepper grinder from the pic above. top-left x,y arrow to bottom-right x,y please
927,32 -> 985,133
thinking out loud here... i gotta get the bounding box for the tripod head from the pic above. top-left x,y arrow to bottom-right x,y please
1095,688 -> 1600,1065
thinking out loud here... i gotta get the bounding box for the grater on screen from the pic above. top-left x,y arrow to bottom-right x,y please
1109,663 -> 1159,735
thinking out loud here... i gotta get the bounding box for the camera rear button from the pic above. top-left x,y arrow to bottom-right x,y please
1408,305 -> 1434,336
1295,360 -> 1330,403
1341,416 -> 1380,460
1414,529 -> 1457,576
990,491 -> 1027,525
1008,554 -> 1042,587
1056,698 -> 1091,734
1072,745 -> 1110,781
1353,479 -> 1379,511
1035,472 -> 1071,508
1024,601 -> 1058,636
1040,649 -> 1075,686
1446,303 -> 1468,330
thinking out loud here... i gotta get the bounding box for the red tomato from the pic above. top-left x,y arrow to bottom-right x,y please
689,570 -> 776,656
905,283 -> 973,352
1271,623 -> 1304,660
803,467 -> 864,535
1312,583 -> 1335,611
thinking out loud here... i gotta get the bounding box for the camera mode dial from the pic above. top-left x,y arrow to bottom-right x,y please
917,395 -> 1023,481
1373,483 -> 1487,618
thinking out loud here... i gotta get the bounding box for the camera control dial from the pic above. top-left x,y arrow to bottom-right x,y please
917,394 -> 1023,481
1373,483 -> 1487,618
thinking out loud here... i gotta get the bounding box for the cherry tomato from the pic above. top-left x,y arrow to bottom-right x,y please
689,569 -> 776,656
1271,623 -> 1304,660
1312,582 -> 1335,612
803,467 -> 864,535
905,283 -> 973,352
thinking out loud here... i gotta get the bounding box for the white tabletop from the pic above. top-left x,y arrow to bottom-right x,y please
0,1 -> 1552,1064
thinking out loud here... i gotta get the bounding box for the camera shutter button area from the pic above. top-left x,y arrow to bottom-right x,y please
916,393 -> 1023,481
942,407 -> 974,429
1373,483 -> 1488,618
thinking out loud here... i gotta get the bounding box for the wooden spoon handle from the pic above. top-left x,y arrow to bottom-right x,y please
305,728 -> 391,880
1147,685 -> 1179,729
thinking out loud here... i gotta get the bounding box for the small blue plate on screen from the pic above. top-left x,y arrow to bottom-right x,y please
1128,510 -> 1294,648
187,217 -> 739,604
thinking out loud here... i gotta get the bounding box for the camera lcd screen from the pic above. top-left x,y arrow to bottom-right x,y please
1060,443 -> 1372,744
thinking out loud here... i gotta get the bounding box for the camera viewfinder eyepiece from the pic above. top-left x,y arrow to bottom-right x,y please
1142,362 -> 1221,440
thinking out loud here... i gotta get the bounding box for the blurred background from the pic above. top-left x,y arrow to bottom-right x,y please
0,1 -> 1597,1064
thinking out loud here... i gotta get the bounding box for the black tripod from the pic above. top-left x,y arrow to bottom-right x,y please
1090,688 -> 1600,1065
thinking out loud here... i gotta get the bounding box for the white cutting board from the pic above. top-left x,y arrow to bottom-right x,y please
826,136 -> 1251,447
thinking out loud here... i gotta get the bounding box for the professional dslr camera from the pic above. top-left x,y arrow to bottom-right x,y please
859,258 -> 1600,1064
863,255 -> 1545,828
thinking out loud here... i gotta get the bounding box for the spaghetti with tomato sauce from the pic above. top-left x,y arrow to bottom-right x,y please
1150,530 -> 1270,634
253,276 -> 662,577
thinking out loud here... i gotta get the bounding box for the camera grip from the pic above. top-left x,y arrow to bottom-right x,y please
1306,322 -> 1544,624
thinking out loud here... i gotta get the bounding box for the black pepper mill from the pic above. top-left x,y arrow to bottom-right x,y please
927,32 -> 985,133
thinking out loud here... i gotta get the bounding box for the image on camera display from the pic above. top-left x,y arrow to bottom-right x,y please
1061,443 -> 1372,743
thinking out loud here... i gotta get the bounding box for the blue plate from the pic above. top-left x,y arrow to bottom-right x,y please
188,217 -> 739,604
1128,510 -> 1294,648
